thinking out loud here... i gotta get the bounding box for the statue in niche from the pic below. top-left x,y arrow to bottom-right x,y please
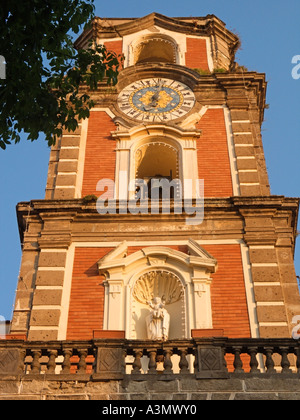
146,296 -> 170,341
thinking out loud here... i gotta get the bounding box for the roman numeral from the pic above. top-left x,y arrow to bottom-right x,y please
120,105 -> 131,111
181,106 -> 192,112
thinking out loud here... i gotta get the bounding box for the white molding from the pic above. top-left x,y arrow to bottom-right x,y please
240,183 -> 260,186
57,243 -> 76,340
75,117 -> 89,198
254,282 -> 281,286
53,186 -> 75,189
29,326 -> 59,331
39,249 -> 67,253
31,305 -> 62,310
223,107 -> 240,196
240,243 -> 260,338
57,172 -> 77,176
231,120 -> 251,123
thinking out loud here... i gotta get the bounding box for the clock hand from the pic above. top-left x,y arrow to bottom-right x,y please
148,80 -> 164,108
142,92 -> 160,111
150,91 -> 160,107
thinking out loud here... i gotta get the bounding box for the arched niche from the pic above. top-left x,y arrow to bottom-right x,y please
97,239 -> 218,340
132,35 -> 178,65
132,269 -> 186,340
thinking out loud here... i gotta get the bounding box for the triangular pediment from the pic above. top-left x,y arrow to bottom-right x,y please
97,239 -> 217,275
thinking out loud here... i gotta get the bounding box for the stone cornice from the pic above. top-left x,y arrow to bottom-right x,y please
116,63 -> 201,91
16,196 -> 299,236
74,13 -> 239,52
17,196 -> 299,214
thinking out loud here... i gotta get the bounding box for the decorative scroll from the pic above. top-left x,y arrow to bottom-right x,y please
133,270 -> 183,305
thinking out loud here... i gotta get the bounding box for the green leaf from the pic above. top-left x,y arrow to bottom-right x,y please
0,0 -> 121,149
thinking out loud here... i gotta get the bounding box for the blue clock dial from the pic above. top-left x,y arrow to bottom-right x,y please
118,78 -> 195,122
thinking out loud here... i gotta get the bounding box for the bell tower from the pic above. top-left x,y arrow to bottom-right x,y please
10,13 -> 300,344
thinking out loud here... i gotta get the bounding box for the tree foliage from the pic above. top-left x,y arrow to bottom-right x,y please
0,0 -> 122,149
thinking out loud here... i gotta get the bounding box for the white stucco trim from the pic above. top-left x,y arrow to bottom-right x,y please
57,243 -> 76,340
240,243 -> 260,338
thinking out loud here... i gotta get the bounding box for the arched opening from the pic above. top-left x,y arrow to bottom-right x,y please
135,141 -> 180,199
133,36 -> 177,65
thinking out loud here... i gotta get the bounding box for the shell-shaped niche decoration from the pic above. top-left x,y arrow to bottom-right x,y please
133,270 -> 183,305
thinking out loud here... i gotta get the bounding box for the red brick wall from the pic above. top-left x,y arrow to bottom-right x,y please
82,111 -> 116,197
197,108 -> 233,197
104,40 -> 124,68
67,244 -> 251,340
185,37 -> 210,70
104,40 -> 123,57
66,247 -> 113,340
205,244 -> 251,338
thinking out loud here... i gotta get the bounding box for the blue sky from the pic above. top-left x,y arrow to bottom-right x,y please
0,0 -> 299,320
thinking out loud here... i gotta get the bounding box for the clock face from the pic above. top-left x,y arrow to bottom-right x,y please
117,78 -> 195,122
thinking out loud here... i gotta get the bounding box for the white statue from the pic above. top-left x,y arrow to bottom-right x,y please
146,297 -> 170,341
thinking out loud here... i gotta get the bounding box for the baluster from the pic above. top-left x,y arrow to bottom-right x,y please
132,349 -> 143,374
248,347 -> 260,374
280,347 -> 292,374
233,347 -> 244,373
92,346 -> 97,374
163,349 -> 173,374
193,348 -> 199,373
265,347 -> 276,374
61,349 -> 73,374
222,347 -> 228,373
179,348 -> 189,374
47,350 -> 58,374
147,350 -> 157,375
77,349 -> 88,374
122,349 -> 127,374
30,350 -> 41,374
295,347 -> 300,374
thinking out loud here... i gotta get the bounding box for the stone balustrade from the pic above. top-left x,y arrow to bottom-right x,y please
0,337 -> 300,379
